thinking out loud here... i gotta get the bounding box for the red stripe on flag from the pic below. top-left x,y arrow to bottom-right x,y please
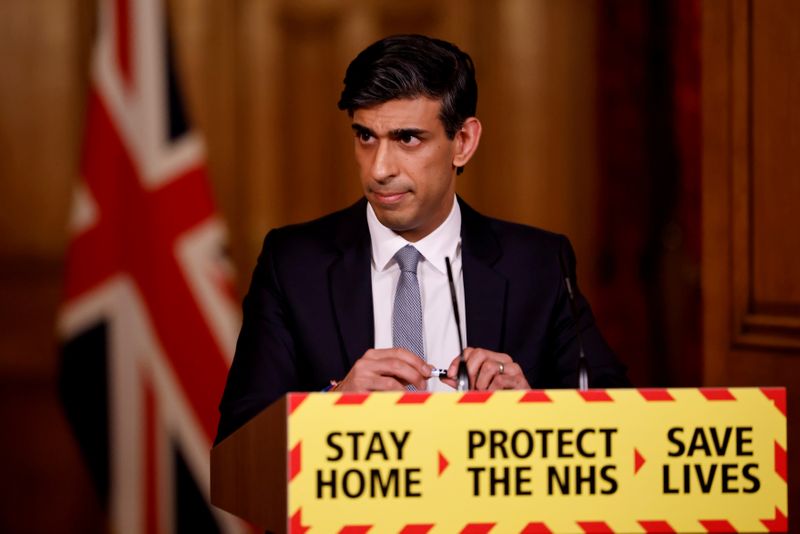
64,90 -> 131,298
521,522 -> 553,534
578,390 -> 613,402
578,521 -> 614,533
760,387 -> 786,416
458,392 -> 493,403
460,524 -> 494,534
335,393 -> 370,405
638,389 -> 675,401
397,392 -> 432,404
699,388 -> 735,401
775,442 -> 787,482
289,442 -> 301,482
638,521 -> 675,533
63,2 -> 243,531
519,391 -> 552,403
115,0 -> 133,87
699,520 -> 737,533
400,525 -> 434,534
339,526 -> 372,534
65,90 -> 230,440
289,393 -> 309,415
760,507 -> 788,533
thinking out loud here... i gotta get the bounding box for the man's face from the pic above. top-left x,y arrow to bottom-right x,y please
352,98 -> 458,242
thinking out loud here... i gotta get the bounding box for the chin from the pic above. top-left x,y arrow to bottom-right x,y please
374,210 -> 415,234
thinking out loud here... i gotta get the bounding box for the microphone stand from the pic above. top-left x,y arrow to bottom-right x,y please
445,257 -> 470,391
559,250 -> 590,391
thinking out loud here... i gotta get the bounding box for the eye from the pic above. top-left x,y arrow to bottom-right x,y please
356,131 -> 374,144
398,133 -> 421,147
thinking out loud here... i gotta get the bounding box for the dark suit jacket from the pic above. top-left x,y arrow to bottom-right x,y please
215,197 -> 628,443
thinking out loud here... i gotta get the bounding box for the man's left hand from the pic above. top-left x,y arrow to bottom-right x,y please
440,348 -> 530,390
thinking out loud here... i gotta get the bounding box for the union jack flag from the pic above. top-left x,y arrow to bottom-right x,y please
58,0 -> 247,531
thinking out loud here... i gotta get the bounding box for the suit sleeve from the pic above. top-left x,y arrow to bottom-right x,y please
539,236 -> 630,388
215,230 -> 300,444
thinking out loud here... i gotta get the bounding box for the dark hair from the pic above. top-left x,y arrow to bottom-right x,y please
338,34 -> 478,139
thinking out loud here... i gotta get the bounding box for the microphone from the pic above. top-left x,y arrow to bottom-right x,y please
558,249 -> 589,391
445,257 -> 470,391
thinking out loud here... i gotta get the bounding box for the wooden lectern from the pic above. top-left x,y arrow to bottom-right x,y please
211,389 -> 787,533
211,395 -> 291,532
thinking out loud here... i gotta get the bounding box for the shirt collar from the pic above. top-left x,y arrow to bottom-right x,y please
366,196 -> 462,275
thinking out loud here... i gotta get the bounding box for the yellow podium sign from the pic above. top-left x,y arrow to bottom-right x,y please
286,388 -> 786,533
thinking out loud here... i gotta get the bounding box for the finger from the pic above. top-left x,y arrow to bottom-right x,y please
487,369 -> 530,390
391,347 -> 435,376
368,358 -> 429,390
439,377 -> 456,389
498,361 -> 524,377
486,372 -> 514,390
367,348 -> 433,377
475,358 -> 504,390
359,349 -> 432,388
367,376 -> 406,391
446,354 -> 463,380
463,348 -> 492,387
439,355 -> 464,389
388,349 -> 434,387
494,361 -> 529,388
467,348 -> 513,364
345,356 -> 425,390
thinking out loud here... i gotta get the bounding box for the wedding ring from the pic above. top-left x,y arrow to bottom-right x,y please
498,362 -> 505,375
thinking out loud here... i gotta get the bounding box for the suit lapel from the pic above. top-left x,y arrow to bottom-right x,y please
459,198 -> 508,352
329,199 -> 374,369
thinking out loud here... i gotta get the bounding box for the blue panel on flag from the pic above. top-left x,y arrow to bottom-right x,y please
59,322 -> 111,507
174,444 -> 222,533
165,16 -> 189,141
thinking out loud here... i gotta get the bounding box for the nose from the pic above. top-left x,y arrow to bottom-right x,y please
370,140 -> 398,182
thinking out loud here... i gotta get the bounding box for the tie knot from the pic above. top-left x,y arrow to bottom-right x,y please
395,245 -> 422,273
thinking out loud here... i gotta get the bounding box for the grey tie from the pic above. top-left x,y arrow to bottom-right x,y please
393,246 -> 426,390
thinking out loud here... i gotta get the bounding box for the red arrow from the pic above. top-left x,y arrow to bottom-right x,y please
438,451 -> 449,476
634,448 -> 646,474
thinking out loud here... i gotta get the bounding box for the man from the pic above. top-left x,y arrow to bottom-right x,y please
215,35 -> 628,444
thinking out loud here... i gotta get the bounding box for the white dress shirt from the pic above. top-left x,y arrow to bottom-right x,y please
367,197 -> 466,392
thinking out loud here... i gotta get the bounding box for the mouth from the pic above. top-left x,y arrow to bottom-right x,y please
372,191 -> 409,205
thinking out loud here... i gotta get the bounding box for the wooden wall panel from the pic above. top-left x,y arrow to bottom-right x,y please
169,0 -> 601,296
717,0 -> 800,352
703,0 -> 799,519
467,0 -> 599,287
0,0 -> 92,258
0,2 -> 613,528
749,0 -> 800,335
0,0 -> 603,291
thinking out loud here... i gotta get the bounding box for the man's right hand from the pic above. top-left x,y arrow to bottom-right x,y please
335,348 -> 431,391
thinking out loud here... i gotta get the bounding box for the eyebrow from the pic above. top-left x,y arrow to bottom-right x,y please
351,123 -> 429,139
351,124 -> 375,137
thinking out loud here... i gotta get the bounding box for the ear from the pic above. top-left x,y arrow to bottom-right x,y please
452,117 -> 482,169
